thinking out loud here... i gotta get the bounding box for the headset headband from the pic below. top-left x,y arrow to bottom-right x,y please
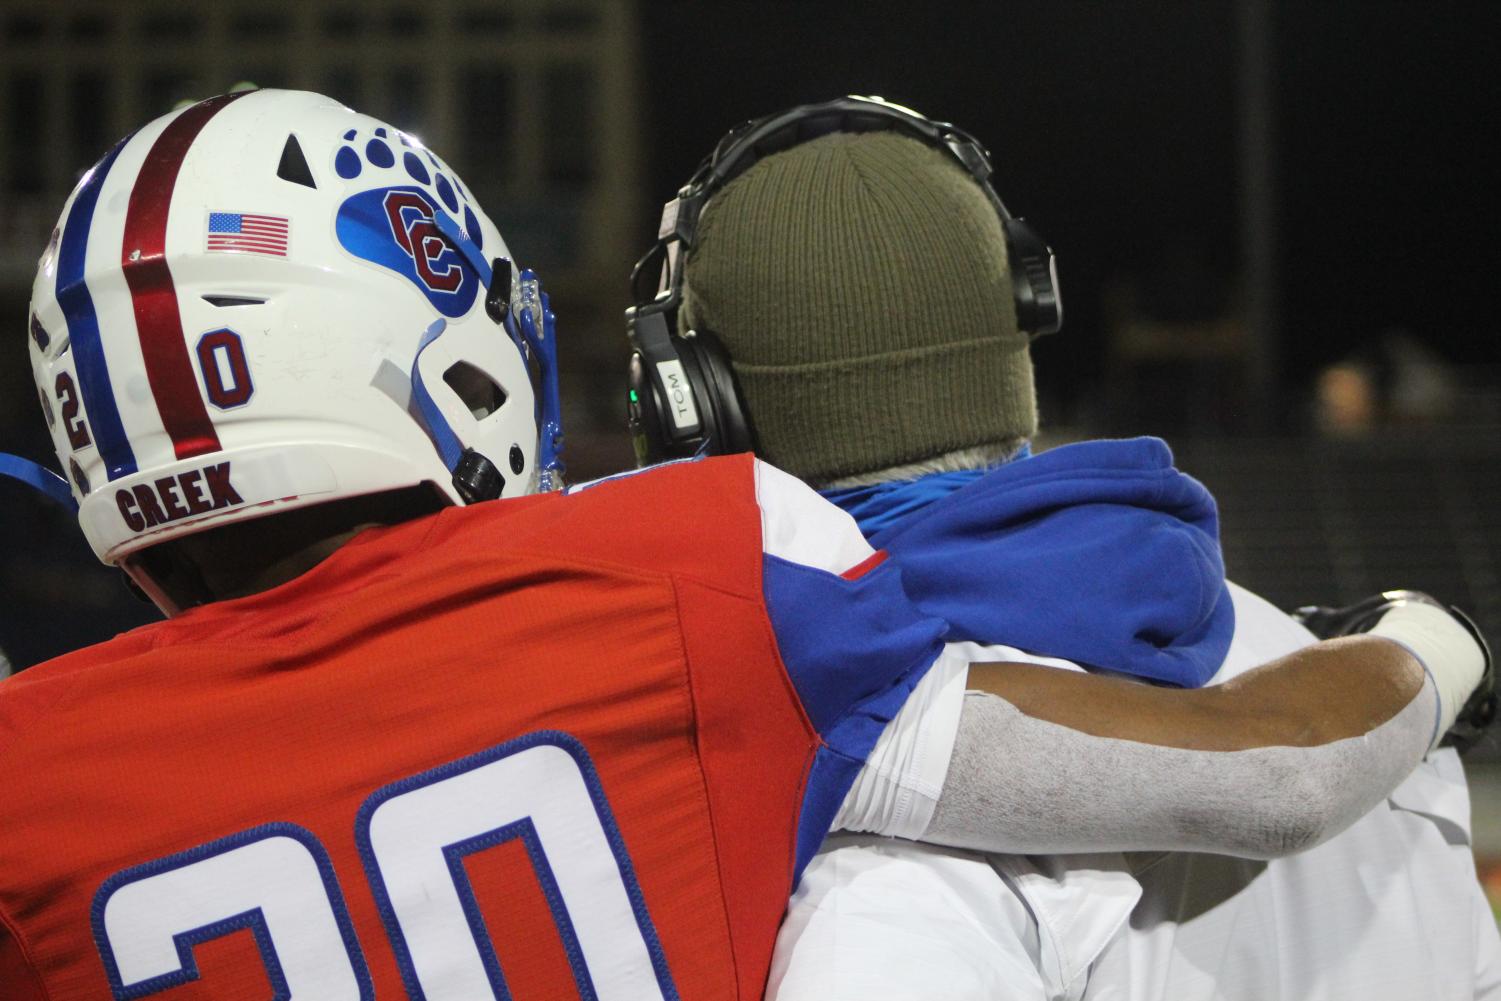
624,95 -> 1062,467
630,95 -> 1058,339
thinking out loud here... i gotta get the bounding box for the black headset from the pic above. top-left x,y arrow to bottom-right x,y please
625,95 -> 1063,467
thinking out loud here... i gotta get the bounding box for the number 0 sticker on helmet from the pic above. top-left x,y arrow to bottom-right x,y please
195,329 -> 254,409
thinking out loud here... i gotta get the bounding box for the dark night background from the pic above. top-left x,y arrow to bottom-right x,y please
640,1 -> 1499,394
1,0 -> 1498,673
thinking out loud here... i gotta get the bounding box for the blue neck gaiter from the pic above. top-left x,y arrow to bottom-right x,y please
820,469 -> 988,539
820,445 -> 1031,538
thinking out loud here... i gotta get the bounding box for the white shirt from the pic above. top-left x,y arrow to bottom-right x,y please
772,582 -> 1501,1001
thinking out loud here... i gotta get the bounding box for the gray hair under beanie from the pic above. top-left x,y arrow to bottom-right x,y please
680,130 -> 1038,484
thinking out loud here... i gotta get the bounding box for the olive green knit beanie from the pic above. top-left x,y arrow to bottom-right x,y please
681,130 -> 1038,484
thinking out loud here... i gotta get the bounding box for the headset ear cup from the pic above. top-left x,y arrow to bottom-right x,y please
669,335 -> 719,454
1003,216 -> 1062,337
626,303 -> 709,465
683,329 -> 755,455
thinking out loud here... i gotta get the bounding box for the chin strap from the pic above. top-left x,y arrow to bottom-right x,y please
0,453 -> 79,512
411,318 -> 511,504
410,318 -> 465,473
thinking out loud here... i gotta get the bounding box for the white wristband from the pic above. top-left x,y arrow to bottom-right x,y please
1369,602 -> 1485,748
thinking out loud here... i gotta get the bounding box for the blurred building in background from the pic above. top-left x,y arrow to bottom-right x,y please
0,0 -> 640,285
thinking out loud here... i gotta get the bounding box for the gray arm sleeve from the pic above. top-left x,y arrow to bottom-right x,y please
922,675 -> 1439,860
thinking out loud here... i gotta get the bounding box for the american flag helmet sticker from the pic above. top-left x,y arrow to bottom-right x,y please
206,211 -> 289,257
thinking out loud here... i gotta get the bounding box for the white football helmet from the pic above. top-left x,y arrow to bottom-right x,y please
23,89 -> 561,606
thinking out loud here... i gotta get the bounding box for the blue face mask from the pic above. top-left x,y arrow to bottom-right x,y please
819,443 -> 1031,537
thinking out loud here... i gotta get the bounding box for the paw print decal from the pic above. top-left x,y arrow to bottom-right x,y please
332,126 -> 486,318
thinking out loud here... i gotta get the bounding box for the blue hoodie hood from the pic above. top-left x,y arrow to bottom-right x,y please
836,437 -> 1233,688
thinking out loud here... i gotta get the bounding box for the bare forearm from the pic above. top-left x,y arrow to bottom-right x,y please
833,637 -> 1441,858
887,606 -> 1485,858
965,635 -> 1424,751
923,676 -> 1437,858
915,637 -> 1433,858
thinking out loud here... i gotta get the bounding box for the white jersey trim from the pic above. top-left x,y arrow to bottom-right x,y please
753,459 -> 876,576
833,643 -> 970,840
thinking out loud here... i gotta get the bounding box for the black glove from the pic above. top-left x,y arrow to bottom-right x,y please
1292,590 -> 1495,753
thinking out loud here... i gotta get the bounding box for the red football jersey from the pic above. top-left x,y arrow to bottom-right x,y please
0,455 -> 944,1000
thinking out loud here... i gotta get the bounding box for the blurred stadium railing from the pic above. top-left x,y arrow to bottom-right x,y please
1181,437 -> 1499,624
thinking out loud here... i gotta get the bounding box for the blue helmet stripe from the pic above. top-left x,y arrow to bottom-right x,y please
56,137 -> 138,481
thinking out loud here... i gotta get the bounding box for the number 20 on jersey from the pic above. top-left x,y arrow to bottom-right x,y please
91,731 -> 681,1001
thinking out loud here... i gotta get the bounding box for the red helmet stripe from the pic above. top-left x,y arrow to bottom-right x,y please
121,92 -> 249,461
